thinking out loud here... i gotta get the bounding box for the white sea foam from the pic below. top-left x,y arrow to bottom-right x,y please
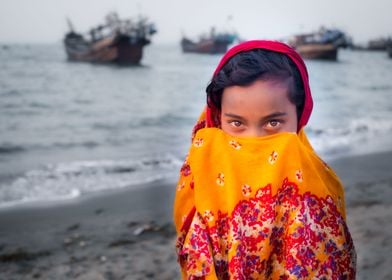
0,154 -> 182,208
308,117 -> 392,159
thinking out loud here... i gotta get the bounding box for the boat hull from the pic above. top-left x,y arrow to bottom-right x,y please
296,44 -> 338,60
64,34 -> 149,64
181,38 -> 231,54
387,46 -> 392,58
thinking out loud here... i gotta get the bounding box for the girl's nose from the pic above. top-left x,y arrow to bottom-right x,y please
244,126 -> 264,137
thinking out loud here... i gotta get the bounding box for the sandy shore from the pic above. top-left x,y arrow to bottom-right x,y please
331,151 -> 392,280
0,180 -> 180,279
1,151 -> 391,279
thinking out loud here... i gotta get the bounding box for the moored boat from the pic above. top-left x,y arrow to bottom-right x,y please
295,44 -> 338,60
63,12 -> 156,64
288,27 -> 350,61
384,38 -> 392,58
367,38 -> 389,51
388,45 -> 392,58
181,28 -> 237,54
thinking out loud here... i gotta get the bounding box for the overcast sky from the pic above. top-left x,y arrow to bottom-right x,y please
0,0 -> 390,45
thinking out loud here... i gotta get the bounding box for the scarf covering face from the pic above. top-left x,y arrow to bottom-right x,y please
174,40 -> 356,279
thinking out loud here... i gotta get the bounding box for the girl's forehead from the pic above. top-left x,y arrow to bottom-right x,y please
222,80 -> 292,108
224,79 -> 291,95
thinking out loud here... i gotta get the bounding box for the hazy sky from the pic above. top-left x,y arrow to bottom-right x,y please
0,0 -> 390,45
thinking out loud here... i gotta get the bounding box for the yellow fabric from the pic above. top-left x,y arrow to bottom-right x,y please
174,127 -> 356,279
175,127 -> 345,222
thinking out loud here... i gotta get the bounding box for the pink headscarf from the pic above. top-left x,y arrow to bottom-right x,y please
205,40 -> 313,131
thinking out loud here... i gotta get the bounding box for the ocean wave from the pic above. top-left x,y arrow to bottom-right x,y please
307,117 -> 392,137
52,141 -> 100,149
28,101 -> 52,109
0,89 -> 23,97
0,100 -> 53,112
307,117 -> 392,157
0,143 -> 25,154
47,156 -> 180,176
133,114 -> 194,128
0,154 -> 182,208
0,102 -> 20,109
0,140 -> 101,155
91,114 -> 194,131
0,188 -> 81,209
361,84 -> 392,91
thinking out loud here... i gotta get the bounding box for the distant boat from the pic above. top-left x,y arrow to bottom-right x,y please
387,41 -> 392,58
63,12 -> 157,64
181,28 -> 237,54
288,27 -> 350,60
367,38 -> 389,51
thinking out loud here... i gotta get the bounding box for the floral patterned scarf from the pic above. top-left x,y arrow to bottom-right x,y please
173,41 -> 356,279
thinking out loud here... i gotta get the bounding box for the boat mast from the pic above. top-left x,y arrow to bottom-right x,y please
66,17 -> 75,32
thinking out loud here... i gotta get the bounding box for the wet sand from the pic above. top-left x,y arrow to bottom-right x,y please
0,180 -> 180,279
331,151 -> 392,280
1,151 -> 391,279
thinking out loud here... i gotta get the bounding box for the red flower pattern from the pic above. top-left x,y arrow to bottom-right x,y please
177,179 -> 356,279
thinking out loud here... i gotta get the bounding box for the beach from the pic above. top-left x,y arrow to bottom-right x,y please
0,150 -> 391,280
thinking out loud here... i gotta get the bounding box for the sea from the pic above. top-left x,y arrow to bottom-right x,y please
1,43 -> 392,209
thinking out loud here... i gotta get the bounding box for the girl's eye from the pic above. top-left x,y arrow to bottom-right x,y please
266,120 -> 281,128
229,120 -> 242,127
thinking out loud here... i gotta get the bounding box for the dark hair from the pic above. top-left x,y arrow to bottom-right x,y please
206,49 -> 305,121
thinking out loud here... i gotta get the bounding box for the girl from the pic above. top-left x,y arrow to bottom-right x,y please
174,40 -> 356,279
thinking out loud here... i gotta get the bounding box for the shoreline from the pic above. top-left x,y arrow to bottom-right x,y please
1,151 -> 391,279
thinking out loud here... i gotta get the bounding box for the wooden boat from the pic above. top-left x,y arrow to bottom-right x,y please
387,44 -> 392,58
289,27 -> 350,60
295,44 -> 338,60
63,12 -> 156,64
181,28 -> 237,54
367,38 -> 389,51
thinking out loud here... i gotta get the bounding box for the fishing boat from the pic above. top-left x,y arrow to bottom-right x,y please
288,27 -> 350,60
181,27 -> 237,54
367,38 -> 389,51
63,12 -> 157,64
387,41 -> 392,58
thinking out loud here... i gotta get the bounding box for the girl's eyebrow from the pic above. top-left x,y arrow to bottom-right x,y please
262,112 -> 287,120
223,112 -> 287,122
223,113 -> 245,120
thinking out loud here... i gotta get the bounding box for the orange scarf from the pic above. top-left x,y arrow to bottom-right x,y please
174,112 -> 356,279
